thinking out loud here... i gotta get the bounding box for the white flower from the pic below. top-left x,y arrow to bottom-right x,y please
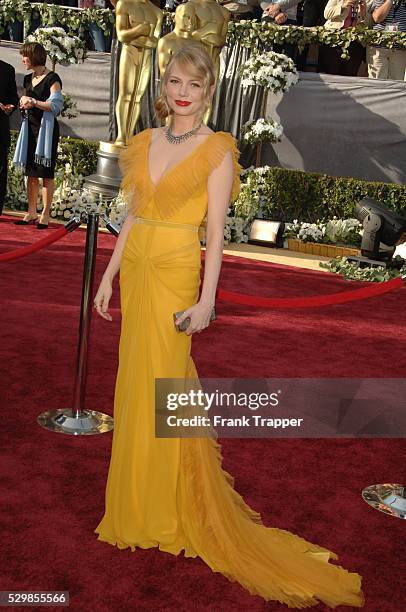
240,50 -> 298,94
26,27 -> 86,67
243,118 -> 283,145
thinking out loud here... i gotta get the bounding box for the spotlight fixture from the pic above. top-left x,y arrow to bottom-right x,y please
248,219 -> 285,248
348,198 -> 406,269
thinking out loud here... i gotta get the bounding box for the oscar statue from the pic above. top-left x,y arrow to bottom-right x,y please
115,0 -> 163,146
157,3 -> 198,76
189,0 -> 229,90
85,0 -> 162,198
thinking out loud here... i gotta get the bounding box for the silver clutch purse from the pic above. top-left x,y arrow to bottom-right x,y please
173,307 -> 216,332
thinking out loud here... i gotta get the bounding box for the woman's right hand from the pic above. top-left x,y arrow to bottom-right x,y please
93,276 -> 113,321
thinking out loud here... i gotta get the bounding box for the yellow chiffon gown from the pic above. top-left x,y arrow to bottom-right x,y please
94,128 -> 364,609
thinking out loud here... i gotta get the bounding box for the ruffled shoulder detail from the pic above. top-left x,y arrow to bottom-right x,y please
205,131 -> 242,202
118,129 -> 152,215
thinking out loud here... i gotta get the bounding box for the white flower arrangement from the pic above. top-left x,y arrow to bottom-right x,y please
61,92 -> 79,120
232,166 -> 273,221
51,164 -> 106,220
298,222 -> 326,243
108,191 -> 128,230
325,217 -> 362,245
6,154 -> 27,208
223,210 -> 250,244
239,50 -> 298,94
27,27 -> 86,67
242,117 -> 283,145
285,218 -> 362,246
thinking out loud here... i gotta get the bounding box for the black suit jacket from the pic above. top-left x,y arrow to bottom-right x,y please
0,60 -> 19,148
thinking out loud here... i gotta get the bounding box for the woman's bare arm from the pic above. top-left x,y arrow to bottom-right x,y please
103,212 -> 136,282
93,211 -> 136,320
200,150 -> 234,308
176,149 -> 234,335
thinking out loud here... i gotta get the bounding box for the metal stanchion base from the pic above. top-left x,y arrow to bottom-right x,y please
362,483 -> 406,519
37,408 -> 114,436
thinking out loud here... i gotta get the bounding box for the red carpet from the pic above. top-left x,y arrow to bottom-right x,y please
0,216 -> 405,611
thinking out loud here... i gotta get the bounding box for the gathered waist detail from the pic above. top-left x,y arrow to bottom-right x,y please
134,217 -> 198,233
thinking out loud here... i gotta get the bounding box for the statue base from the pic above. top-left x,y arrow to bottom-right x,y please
83,141 -> 125,199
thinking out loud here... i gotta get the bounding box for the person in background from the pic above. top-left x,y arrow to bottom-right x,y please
294,0 -> 328,69
367,0 -> 406,80
301,0 -> 328,23
322,0 -> 367,76
261,0 -> 300,21
0,60 -> 19,217
261,0 -> 301,64
13,43 -> 63,229
219,0 -> 259,19
78,1 -> 115,52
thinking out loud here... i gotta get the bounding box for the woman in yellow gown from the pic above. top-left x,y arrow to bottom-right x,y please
93,43 -> 364,609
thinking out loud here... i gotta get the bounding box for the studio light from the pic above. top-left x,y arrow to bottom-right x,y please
348,198 -> 406,268
248,219 -> 285,248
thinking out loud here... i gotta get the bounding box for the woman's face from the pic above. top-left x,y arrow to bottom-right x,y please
166,62 -> 206,118
21,55 -> 33,71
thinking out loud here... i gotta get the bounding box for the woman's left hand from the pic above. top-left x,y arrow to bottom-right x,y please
175,302 -> 214,336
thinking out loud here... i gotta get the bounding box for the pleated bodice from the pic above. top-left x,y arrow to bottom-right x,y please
119,128 -> 242,226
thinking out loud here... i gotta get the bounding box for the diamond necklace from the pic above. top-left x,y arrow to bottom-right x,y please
164,121 -> 203,145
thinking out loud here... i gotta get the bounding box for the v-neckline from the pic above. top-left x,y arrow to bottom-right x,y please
31,71 -> 51,89
146,128 -> 217,189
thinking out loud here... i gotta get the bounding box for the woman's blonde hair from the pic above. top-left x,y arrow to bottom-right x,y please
155,43 -> 216,124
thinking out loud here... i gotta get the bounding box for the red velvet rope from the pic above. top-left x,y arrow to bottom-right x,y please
0,225 -> 69,263
217,277 -> 404,309
2,224 -> 404,308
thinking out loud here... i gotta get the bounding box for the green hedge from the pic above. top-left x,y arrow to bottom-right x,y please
56,136 -> 99,178
258,166 -> 406,221
6,133 -> 406,221
9,131 -> 98,177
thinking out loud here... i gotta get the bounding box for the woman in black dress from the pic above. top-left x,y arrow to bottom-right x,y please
14,42 -> 62,229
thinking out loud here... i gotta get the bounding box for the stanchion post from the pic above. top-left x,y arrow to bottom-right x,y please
37,212 -> 114,435
72,212 -> 99,418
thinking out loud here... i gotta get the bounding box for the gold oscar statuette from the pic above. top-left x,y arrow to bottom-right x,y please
189,0 -> 229,86
114,0 -> 163,147
157,3 -> 199,76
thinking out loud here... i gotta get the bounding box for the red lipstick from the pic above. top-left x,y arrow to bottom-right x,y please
175,100 -> 191,106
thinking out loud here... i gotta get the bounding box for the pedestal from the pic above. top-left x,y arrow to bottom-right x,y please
83,141 -> 124,199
